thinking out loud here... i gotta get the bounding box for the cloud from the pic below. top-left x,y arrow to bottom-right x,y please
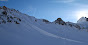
0,0 -> 8,1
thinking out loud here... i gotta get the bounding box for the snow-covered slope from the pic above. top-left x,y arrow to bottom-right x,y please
77,17 -> 88,29
0,6 -> 88,45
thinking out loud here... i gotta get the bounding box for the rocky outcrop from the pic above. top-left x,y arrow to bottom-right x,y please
66,22 -> 81,30
0,7 -> 2,9
55,18 -> 66,25
84,17 -> 88,21
0,6 -> 21,24
2,11 -> 7,15
86,18 -> 88,21
43,19 -> 49,23
0,14 -> 21,24
3,6 -> 7,10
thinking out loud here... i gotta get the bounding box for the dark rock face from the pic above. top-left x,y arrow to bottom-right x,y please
86,18 -> 88,21
0,14 -> 21,24
3,6 -> 7,10
17,18 -> 21,21
2,11 -> 7,15
66,22 -> 81,30
55,18 -> 66,25
43,19 -> 49,23
0,7 -> 2,9
74,24 -> 81,30
15,21 -> 20,24
84,17 -> 88,21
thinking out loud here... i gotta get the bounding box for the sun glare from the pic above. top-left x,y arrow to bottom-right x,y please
76,10 -> 88,20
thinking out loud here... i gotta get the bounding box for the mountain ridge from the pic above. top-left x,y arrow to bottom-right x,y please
0,6 -> 88,45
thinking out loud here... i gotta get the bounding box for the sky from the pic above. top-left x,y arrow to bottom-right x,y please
0,0 -> 88,23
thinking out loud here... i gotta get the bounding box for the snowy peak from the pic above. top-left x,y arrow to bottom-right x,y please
77,17 -> 88,29
0,6 -> 21,24
77,17 -> 88,23
54,18 -> 66,25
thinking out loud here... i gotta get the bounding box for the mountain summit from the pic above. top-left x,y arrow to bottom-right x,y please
0,6 -> 88,45
77,17 -> 88,29
77,17 -> 88,23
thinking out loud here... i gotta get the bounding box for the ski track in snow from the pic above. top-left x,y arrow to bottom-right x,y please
28,23 -> 84,43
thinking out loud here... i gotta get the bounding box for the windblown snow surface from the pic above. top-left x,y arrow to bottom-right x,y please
0,7 -> 88,45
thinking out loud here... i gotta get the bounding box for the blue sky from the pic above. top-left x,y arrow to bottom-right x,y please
0,0 -> 88,23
